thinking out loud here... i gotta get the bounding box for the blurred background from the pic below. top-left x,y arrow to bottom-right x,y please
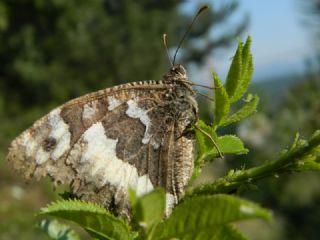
0,0 -> 319,239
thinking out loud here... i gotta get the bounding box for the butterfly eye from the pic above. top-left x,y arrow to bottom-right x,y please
171,67 -> 182,76
170,67 -> 177,73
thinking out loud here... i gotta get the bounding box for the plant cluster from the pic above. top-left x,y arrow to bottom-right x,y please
37,37 -> 320,240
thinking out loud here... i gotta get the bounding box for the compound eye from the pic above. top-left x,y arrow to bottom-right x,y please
171,67 -> 181,75
171,67 -> 177,73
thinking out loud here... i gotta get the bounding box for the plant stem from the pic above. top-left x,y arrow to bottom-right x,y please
191,131 -> 320,196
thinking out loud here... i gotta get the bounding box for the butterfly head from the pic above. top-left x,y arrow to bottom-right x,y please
164,64 -> 188,82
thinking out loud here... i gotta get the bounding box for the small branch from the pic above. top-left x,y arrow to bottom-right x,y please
190,131 -> 320,196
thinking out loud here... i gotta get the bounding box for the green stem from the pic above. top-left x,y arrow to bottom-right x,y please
191,131 -> 320,196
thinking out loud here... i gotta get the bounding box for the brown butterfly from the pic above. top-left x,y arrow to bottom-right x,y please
6,6 -> 211,218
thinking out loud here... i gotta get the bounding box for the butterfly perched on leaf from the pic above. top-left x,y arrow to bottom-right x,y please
6,6 -> 212,218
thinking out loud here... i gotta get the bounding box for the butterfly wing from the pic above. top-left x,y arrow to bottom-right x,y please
6,80 -> 197,216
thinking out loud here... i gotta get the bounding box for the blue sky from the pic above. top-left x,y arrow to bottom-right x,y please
238,0 -> 311,80
183,0 -> 313,82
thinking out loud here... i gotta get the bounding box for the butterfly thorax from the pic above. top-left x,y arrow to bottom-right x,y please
163,63 -> 198,120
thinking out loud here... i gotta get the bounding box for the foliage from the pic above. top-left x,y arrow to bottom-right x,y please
40,200 -> 133,239
36,37 -> 320,240
152,194 -> 271,240
129,188 -> 165,235
238,70 -> 320,239
192,131 -> 320,196
192,36 -> 254,180
41,193 -> 271,240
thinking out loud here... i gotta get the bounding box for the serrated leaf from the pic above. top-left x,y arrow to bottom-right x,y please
209,135 -> 249,156
39,219 -> 80,240
195,126 -> 248,163
195,120 -> 217,157
212,225 -> 248,240
222,94 -> 259,126
192,120 -> 217,184
153,194 -> 272,240
154,224 -> 248,240
241,36 -> 251,74
225,40 -> 243,102
233,36 -> 254,100
213,73 -> 230,127
225,36 -> 254,103
194,120 -> 220,163
40,199 -> 133,240
132,188 -> 165,232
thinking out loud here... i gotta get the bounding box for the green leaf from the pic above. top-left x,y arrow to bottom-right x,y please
192,126 -> 210,183
225,39 -> 243,102
128,188 -> 137,206
205,225 -> 248,240
195,122 -> 248,164
195,120 -> 217,158
225,36 -> 254,103
208,135 -> 249,157
222,94 -> 259,126
234,36 -> 254,100
154,224 -> 248,240
153,194 -> 272,240
132,188 -> 165,232
193,120 -> 219,181
213,73 -> 230,128
39,219 -> 80,240
40,199 -> 133,240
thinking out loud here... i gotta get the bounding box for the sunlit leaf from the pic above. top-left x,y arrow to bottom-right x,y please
153,194 -> 272,240
132,188 -> 165,232
208,135 -> 249,157
222,94 -> 259,126
233,36 -> 254,100
225,39 -> 243,102
193,120 -> 218,182
213,73 -> 230,128
40,199 -> 133,240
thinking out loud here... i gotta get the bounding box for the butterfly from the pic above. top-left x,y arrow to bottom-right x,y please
6,6 -> 211,218
6,64 -> 199,217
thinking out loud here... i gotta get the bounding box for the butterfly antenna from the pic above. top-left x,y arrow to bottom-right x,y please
163,33 -> 173,67
172,5 -> 208,65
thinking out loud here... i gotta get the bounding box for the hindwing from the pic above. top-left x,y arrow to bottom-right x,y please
6,79 -> 197,216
